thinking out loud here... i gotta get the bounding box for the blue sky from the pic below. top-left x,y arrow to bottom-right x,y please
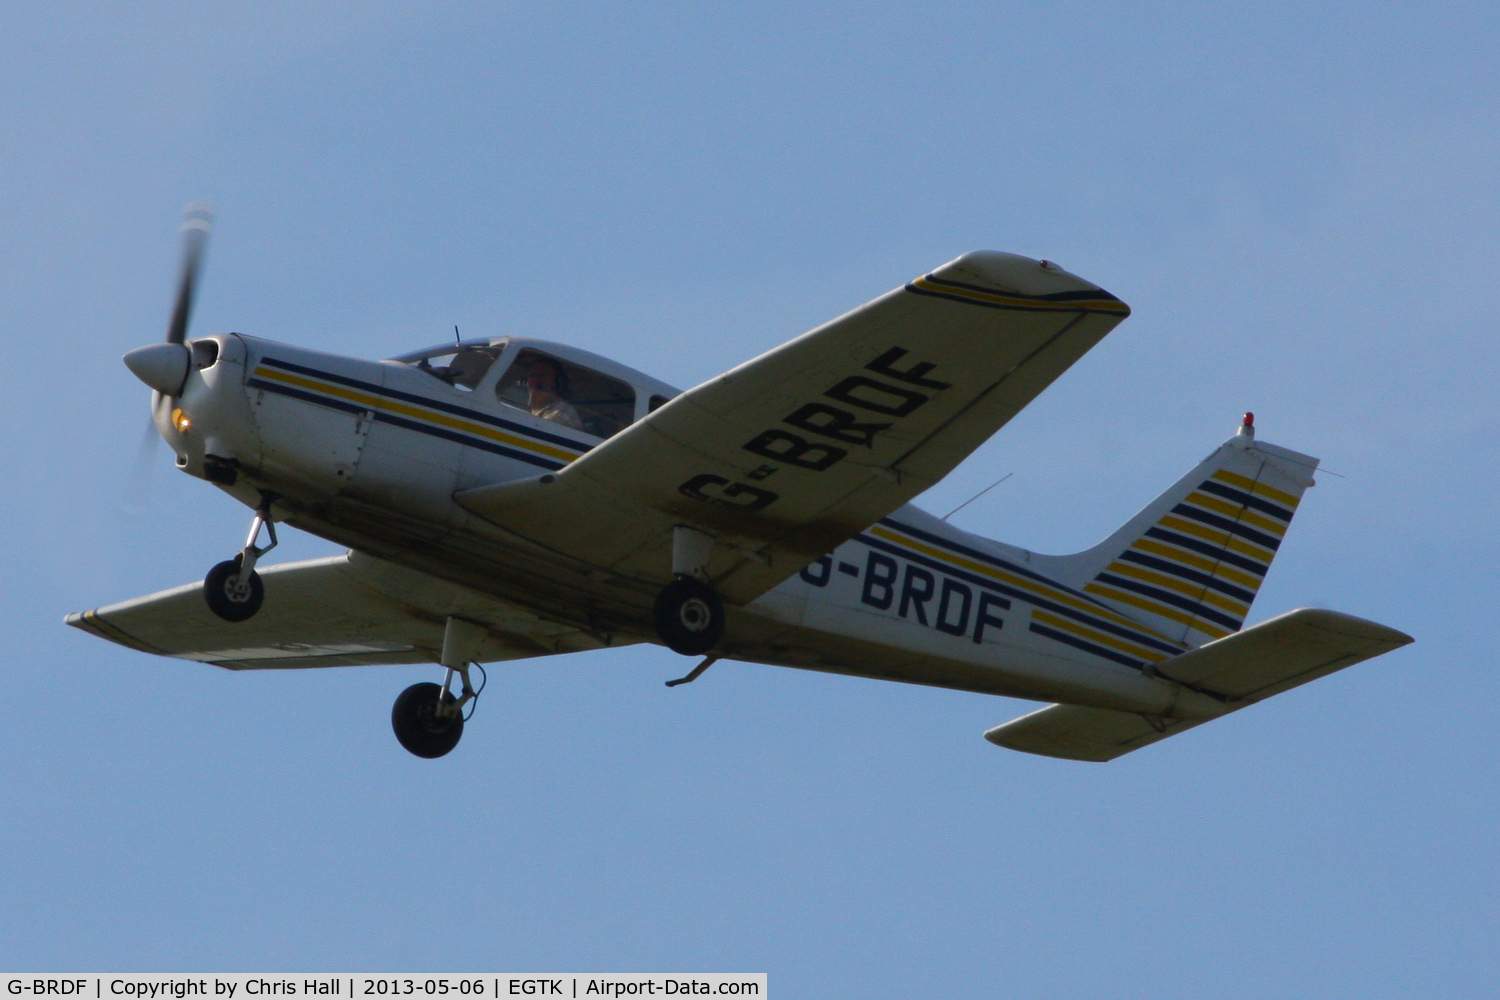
3,3 -> 1498,995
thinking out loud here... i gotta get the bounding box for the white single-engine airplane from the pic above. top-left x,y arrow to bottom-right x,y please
69,210 -> 1411,761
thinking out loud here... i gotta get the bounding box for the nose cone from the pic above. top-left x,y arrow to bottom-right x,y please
123,342 -> 190,396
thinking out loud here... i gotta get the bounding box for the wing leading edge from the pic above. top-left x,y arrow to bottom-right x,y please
458,251 -> 1130,606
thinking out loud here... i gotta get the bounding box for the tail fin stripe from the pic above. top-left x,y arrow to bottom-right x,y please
1145,527 -> 1269,576
1100,564 -> 1250,616
1197,479 -> 1295,521
1084,582 -> 1234,638
1092,575 -> 1244,631
1130,537 -> 1265,590
1168,504 -> 1283,552
1117,551 -> 1258,603
1184,492 -> 1290,538
1211,468 -> 1300,508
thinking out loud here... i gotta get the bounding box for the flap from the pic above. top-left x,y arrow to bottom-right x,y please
458,251 -> 1130,606
66,552 -> 626,670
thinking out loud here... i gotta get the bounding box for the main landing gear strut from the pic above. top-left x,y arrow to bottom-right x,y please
391,617 -> 489,759
203,493 -> 279,622
652,525 -> 726,656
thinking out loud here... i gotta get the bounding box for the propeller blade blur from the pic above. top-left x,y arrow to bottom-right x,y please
165,204 -> 214,346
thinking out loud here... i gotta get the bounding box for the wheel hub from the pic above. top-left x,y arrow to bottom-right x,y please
678,597 -> 712,633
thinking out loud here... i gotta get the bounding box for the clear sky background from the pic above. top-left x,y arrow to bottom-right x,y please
3,3 -> 1497,995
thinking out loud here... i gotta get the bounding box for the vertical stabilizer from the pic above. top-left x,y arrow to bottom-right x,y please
1039,416 -> 1318,647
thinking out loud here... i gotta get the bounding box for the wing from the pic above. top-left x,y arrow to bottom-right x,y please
458,251 -> 1130,605
984,608 -> 1413,761
66,552 -> 627,669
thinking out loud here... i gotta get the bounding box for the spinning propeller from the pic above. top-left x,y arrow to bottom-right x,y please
123,205 -> 215,397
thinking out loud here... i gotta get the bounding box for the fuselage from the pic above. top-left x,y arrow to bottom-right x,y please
159,331 -> 1219,720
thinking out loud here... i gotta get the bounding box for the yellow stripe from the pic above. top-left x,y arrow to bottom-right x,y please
1031,609 -> 1171,664
1158,514 -> 1274,565
1083,583 -> 1232,639
254,367 -> 581,464
1184,491 -> 1288,537
1130,537 -> 1264,591
910,276 -> 1130,314
868,526 -> 1177,644
1103,561 -> 1249,617
82,609 -> 160,654
1211,468 -> 1300,510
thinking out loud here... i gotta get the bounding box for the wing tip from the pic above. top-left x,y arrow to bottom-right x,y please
916,251 -> 1130,315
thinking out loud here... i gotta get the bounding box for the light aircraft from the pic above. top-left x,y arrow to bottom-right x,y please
69,210 -> 1411,761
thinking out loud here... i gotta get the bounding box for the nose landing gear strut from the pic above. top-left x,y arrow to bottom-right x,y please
203,494 -> 279,622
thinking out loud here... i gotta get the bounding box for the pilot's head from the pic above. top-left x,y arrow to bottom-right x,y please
526,357 -> 569,399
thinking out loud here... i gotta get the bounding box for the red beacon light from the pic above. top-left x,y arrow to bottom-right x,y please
1238,411 -> 1255,439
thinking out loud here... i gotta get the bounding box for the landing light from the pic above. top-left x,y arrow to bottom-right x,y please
172,408 -> 192,432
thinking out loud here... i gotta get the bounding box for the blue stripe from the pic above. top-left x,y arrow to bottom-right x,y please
259,356 -> 594,452
1028,622 -> 1147,670
1118,550 -> 1257,603
882,517 -> 1106,598
1095,574 -> 1243,631
247,377 -> 368,417
1143,527 -> 1268,576
1170,503 -> 1282,552
249,375 -> 567,471
857,533 -> 1183,657
1198,479 -> 1295,521
857,534 -> 1012,609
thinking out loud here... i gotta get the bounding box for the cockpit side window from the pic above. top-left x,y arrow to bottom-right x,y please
411,345 -> 502,391
495,349 -> 636,439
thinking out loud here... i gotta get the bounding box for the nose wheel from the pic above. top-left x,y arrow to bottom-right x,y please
653,576 -> 725,655
203,495 -> 278,623
203,555 -> 264,621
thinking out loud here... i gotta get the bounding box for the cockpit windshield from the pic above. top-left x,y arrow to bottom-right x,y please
389,338 -> 659,441
402,344 -> 502,391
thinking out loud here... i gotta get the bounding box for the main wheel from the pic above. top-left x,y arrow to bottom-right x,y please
653,576 -> 725,655
203,557 -> 264,622
391,682 -> 464,759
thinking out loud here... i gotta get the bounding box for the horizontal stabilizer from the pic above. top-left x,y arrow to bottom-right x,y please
985,608 -> 1412,761
984,703 -> 1203,762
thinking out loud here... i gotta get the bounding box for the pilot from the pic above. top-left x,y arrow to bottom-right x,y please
525,357 -> 584,431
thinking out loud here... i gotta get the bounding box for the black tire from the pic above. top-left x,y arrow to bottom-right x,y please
203,557 -> 264,622
652,576 -> 725,655
391,682 -> 464,759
